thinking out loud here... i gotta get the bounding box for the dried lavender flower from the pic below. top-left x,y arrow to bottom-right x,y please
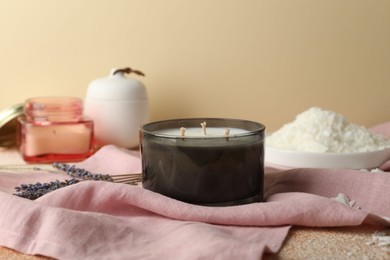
52,162 -> 143,183
52,162 -> 113,181
14,179 -> 80,200
13,163 -> 142,200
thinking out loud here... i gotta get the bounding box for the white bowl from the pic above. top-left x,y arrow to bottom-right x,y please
265,146 -> 390,169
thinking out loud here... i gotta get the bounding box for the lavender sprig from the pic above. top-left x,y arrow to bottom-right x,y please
52,162 -> 114,181
13,162 -> 143,200
14,179 -> 80,200
52,162 -> 142,184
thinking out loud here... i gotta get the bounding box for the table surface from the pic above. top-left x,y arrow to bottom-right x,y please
1,147 -> 389,259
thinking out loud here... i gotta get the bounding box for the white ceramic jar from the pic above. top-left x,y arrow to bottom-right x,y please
84,67 -> 149,149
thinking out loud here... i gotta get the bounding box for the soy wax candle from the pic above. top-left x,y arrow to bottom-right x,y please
17,97 -> 94,163
140,118 -> 265,206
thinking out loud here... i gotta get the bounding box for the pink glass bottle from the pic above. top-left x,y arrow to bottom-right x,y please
17,97 -> 94,163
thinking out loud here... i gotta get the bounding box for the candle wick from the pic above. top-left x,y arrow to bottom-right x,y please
225,128 -> 230,141
180,127 -> 186,137
200,122 -> 207,135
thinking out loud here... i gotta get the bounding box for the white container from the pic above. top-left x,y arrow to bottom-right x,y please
84,67 -> 149,149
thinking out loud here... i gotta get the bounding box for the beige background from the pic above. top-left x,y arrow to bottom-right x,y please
0,0 -> 389,132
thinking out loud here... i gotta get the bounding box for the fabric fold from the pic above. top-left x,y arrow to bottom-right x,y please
35,181 -> 390,227
0,189 -> 290,259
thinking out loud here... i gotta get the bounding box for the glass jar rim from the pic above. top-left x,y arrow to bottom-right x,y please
141,118 -> 265,139
24,96 -> 83,121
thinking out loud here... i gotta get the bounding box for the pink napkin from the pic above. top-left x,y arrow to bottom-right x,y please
0,136 -> 390,259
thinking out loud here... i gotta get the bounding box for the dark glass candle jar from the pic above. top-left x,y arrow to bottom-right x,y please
17,97 -> 94,163
140,118 -> 265,206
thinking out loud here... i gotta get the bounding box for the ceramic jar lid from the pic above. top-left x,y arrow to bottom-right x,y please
86,68 -> 147,100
